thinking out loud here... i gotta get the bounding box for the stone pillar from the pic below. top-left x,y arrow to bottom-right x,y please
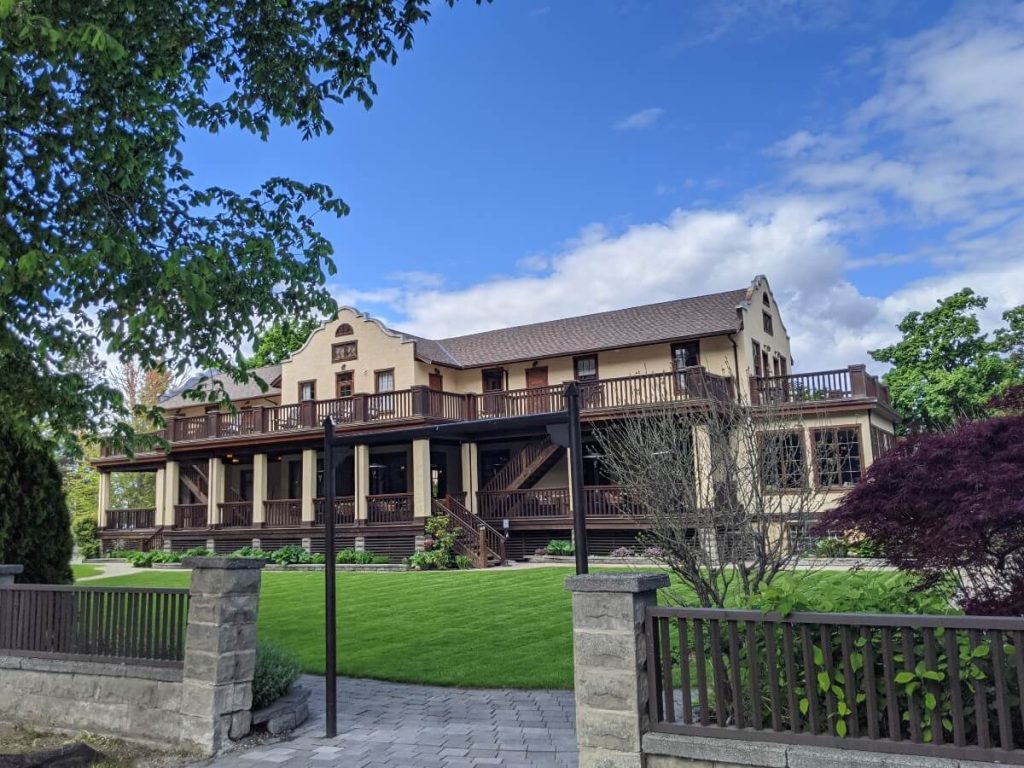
0,565 -> 23,586
252,454 -> 268,527
97,471 -> 112,529
692,424 -> 713,509
354,444 -> 370,522
207,458 -> 225,527
300,449 -> 317,525
565,573 -> 670,768
155,468 -> 167,526
460,442 -> 478,514
412,438 -> 432,518
164,461 -> 180,527
180,557 -> 264,755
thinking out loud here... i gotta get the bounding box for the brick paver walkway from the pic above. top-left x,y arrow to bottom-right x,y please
214,676 -> 578,768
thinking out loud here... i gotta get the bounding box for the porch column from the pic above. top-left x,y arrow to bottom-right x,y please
460,441 -> 479,514
155,468 -> 167,526
412,438 -> 431,518
693,424 -> 713,508
164,460 -> 180,526
207,457 -> 225,526
97,471 -> 111,529
354,445 -> 370,522
252,453 -> 268,527
300,449 -> 317,524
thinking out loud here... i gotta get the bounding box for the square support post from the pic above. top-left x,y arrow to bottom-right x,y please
164,461 -> 180,526
207,458 -> 224,527
460,442 -> 479,513
155,468 -> 167,526
180,557 -> 265,755
412,438 -> 432,518
565,573 -> 669,768
354,445 -> 370,522
97,471 -> 111,529
252,454 -> 268,527
301,449 -> 317,525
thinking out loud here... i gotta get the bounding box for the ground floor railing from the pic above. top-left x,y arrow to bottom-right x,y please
264,498 -> 303,527
366,493 -> 413,524
219,502 -> 253,528
104,508 -> 156,530
478,488 -> 570,520
0,584 -> 190,666
173,503 -> 208,529
314,496 -> 355,525
646,606 -> 1024,764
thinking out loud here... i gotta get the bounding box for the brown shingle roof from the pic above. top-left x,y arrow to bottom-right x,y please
159,364 -> 282,409
411,288 -> 748,368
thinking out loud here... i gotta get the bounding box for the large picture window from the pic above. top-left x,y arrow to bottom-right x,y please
761,431 -> 806,489
814,427 -> 863,486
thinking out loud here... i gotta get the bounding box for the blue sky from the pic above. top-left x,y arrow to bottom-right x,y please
183,0 -> 1024,371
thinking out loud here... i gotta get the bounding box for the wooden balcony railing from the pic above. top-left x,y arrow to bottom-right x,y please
366,493 -> 413,524
477,488 -> 570,520
750,364 -> 891,407
264,498 -> 303,527
314,496 -> 355,526
104,508 -> 156,530
584,486 -> 648,517
219,501 -> 253,528
173,503 -> 208,529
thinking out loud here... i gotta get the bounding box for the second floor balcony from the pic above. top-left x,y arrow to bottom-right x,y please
99,364 -> 889,458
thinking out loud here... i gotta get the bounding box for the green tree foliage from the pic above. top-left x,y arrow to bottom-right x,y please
249,316 -> 322,367
62,445 -> 100,558
0,0 -> 477,451
0,419 -> 73,583
870,289 -> 1024,431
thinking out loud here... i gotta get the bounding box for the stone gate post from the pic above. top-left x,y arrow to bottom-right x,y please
0,565 -> 23,586
566,572 -> 670,768
179,557 -> 265,754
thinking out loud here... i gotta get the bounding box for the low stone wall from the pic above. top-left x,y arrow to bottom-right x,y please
0,558 -> 264,756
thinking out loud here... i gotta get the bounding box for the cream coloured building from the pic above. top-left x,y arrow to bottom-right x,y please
95,276 -> 898,561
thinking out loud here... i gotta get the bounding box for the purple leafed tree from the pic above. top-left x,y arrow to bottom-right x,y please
818,415 -> 1024,615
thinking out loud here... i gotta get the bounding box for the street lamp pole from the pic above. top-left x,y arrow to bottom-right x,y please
322,417 -> 337,738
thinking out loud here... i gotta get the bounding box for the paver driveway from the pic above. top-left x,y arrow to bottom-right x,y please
215,676 -> 578,768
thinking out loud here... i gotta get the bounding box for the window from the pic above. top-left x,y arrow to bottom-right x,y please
752,340 -> 762,377
482,368 -> 505,392
814,428 -> 862,486
332,341 -> 358,362
786,522 -> 815,555
336,371 -> 353,398
375,369 -> 395,393
671,341 -> 700,370
763,311 -> 774,335
298,380 -> 316,401
335,323 -> 353,337
574,355 -> 599,382
762,293 -> 771,307
761,431 -> 806,489
870,426 -> 896,459
773,355 -> 782,377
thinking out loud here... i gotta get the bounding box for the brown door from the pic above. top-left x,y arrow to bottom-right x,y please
525,367 -> 549,413
429,372 -> 443,391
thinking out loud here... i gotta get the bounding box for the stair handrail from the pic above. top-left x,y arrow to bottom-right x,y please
444,495 -> 506,566
479,437 -> 554,492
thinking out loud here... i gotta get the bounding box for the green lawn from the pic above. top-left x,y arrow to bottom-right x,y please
71,564 -> 103,580
87,566 -> 936,689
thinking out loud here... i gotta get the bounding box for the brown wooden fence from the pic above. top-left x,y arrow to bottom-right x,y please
646,606 -> 1024,764
0,585 -> 190,667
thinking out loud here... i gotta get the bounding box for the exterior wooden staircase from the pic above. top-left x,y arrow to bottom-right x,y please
480,438 -> 562,493
180,463 -> 209,503
432,496 -> 506,567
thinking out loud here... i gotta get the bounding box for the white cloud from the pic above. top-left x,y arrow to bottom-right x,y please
614,107 -> 665,131
335,4 -> 1024,374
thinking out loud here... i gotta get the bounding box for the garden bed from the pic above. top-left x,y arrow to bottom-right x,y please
263,563 -> 409,572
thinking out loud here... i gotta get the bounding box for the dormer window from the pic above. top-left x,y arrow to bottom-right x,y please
299,380 -> 316,401
332,341 -> 358,362
336,323 -> 354,337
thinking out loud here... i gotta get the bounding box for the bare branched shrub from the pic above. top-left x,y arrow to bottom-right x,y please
595,389 -> 834,608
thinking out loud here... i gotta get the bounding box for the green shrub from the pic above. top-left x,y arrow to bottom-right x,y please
455,555 -> 474,570
847,537 -> 884,559
269,545 -> 309,565
178,546 -> 213,560
251,643 -> 302,711
107,549 -> 134,559
811,538 -> 849,559
0,420 -> 73,583
336,549 -> 388,565
230,546 -> 269,559
71,512 -> 100,559
409,516 -> 461,570
545,539 -> 574,556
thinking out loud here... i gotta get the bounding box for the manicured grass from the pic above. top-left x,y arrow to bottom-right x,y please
87,567 -> 930,690
71,564 -> 103,580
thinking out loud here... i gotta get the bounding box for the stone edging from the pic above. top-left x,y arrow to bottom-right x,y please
0,654 -> 183,683
251,685 -> 311,736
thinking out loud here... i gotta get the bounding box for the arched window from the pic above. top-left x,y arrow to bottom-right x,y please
335,323 -> 354,337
